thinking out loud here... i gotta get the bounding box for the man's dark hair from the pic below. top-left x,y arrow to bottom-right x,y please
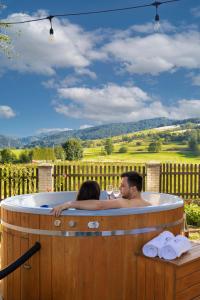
76,180 -> 100,201
121,171 -> 143,192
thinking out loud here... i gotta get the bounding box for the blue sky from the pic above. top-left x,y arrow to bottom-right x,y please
0,0 -> 200,137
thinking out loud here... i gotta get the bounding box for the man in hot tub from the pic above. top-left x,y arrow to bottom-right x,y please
52,171 -> 150,216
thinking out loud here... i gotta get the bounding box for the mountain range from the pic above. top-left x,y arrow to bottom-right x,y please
1,117 -> 199,148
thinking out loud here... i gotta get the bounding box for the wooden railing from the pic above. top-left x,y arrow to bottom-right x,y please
0,165 -> 38,200
53,163 -> 146,192
1,163 -> 200,200
160,163 -> 200,199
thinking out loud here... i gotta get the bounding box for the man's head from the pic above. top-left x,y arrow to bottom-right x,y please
120,171 -> 143,199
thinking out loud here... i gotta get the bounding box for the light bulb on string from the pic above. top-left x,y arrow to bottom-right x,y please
154,13 -> 161,32
153,1 -> 161,32
47,16 -> 55,42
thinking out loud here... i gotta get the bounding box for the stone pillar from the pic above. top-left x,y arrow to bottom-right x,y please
146,163 -> 161,192
38,164 -> 53,193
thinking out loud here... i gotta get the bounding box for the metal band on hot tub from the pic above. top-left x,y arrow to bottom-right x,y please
1,218 -> 183,237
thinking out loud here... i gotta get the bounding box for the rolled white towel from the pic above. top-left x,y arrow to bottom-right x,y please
142,231 -> 174,258
160,235 -> 192,260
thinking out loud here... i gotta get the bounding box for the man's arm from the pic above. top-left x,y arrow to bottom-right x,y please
51,199 -> 123,216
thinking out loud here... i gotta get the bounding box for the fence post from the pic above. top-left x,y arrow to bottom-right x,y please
146,163 -> 161,192
38,164 -> 54,193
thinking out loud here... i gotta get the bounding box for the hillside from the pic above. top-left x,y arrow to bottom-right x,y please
0,117 -> 199,148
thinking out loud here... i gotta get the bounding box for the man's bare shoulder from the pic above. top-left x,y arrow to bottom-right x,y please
118,198 -> 152,208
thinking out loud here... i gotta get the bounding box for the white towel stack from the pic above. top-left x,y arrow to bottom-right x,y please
142,231 -> 174,258
159,235 -> 192,260
142,231 -> 192,260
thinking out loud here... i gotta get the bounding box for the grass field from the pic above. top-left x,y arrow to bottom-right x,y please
8,145 -> 200,164
83,142 -> 200,163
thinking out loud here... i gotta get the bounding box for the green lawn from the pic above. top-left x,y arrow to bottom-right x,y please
8,143 -> 200,164
83,148 -> 200,163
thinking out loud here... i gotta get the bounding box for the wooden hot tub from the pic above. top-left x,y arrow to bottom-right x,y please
1,191 -> 184,300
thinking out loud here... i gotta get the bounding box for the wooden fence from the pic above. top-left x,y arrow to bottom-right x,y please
53,163 -> 146,192
160,163 -> 200,199
0,163 -> 200,200
0,165 -> 38,200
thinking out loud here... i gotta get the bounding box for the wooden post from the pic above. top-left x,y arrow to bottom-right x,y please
146,162 -> 161,192
38,164 -> 53,193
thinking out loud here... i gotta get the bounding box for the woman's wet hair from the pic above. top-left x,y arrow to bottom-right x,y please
76,180 -> 101,201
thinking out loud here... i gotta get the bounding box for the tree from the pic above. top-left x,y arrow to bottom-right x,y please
104,138 -> 114,155
118,146 -> 128,153
18,150 -> 33,163
54,146 -> 66,161
63,138 -> 83,161
148,141 -> 162,153
188,130 -> 200,154
0,148 -> 17,163
0,4 -> 13,57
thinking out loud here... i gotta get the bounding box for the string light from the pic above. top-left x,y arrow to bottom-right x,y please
153,1 -> 161,31
0,0 -> 184,37
47,16 -> 54,35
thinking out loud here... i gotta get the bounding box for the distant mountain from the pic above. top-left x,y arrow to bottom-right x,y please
0,117 -> 199,148
0,135 -> 21,148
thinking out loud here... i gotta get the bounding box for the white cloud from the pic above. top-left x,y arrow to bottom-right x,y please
36,128 -> 72,134
54,83 -> 200,123
131,21 -> 176,34
75,68 -> 97,79
1,14 -> 200,78
0,105 -> 16,118
0,11 -> 105,75
168,99 -> 200,119
103,30 -> 200,75
79,124 -> 93,129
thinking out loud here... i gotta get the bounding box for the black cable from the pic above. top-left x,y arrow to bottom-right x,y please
0,0 -> 183,25
0,241 -> 41,280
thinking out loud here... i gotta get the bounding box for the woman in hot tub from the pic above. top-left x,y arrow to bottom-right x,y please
52,172 -> 151,217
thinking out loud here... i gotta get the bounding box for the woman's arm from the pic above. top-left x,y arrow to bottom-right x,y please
51,199 -> 123,216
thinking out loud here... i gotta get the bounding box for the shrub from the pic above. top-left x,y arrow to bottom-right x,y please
148,141 -> 162,152
0,148 -> 17,163
18,150 -> 33,163
54,146 -> 65,161
32,147 -> 55,161
118,146 -> 128,153
184,203 -> 200,226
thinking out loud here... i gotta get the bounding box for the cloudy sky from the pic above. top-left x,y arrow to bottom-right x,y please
0,0 -> 200,137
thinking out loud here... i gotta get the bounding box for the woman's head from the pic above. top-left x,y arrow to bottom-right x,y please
76,180 -> 101,201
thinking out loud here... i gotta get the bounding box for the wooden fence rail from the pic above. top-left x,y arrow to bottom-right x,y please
0,163 -> 200,200
53,163 -> 146,192
160,163 -> 200,199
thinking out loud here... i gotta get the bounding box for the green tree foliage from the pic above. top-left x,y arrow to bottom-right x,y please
18,150 -> 33,163
188,129 -> 200,154
82,140 -> 93,148
148,140 -> 162,153
0,3 -> 12,58
118,146 -> 128,153
32,147 -> 55,161
63,138 -> 83,161
0,148 -> 17,163
104,138 -> 114,155
54,146 -> 66,161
